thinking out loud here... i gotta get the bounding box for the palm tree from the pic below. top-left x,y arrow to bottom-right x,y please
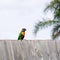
34,0 -> 60,40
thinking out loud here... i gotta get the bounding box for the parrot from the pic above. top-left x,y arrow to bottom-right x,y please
18,28 -> 26,40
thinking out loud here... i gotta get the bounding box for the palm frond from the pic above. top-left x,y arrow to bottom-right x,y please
34,20 -> 57,34
34,0 -> 60,40
52,31 -> 60,40
53,24 -> 60,33
54,8 -> 60,19
44,1 -> 55,12
52,24 -> 60,40
44,0 -> 60,12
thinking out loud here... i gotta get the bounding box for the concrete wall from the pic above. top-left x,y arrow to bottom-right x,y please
0,40 -> 60,60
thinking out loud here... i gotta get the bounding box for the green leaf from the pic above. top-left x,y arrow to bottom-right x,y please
34,20 -> 57,34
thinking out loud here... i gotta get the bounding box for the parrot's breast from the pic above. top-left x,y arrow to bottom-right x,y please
22,32 -> 25,36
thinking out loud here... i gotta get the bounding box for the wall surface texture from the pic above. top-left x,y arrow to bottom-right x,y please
0,40 -> 60,60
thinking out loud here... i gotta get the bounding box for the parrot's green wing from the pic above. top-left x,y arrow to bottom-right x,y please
18,31 -> 22,40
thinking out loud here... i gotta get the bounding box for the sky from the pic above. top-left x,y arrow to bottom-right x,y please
0,0 -> 53,40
